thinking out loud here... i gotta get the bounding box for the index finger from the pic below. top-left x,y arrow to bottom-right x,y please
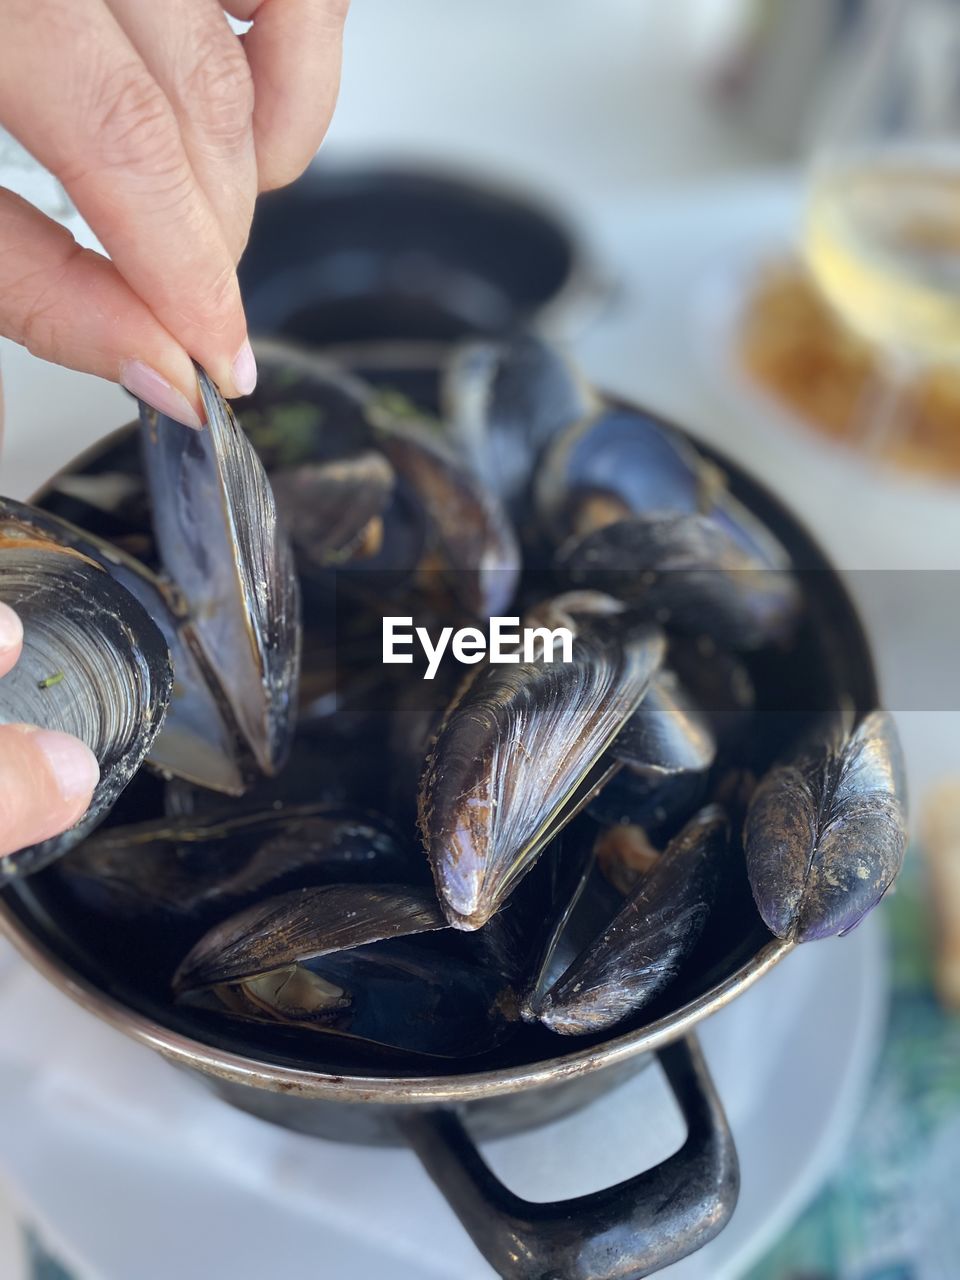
225,0 -> 349,192
0,0 -> 254,397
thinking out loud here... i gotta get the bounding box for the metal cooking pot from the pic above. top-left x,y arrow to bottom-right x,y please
0,421 -> 877,1280
238,164 -> 605,346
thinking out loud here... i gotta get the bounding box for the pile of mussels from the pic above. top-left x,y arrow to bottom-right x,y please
0,337 -> 908,1068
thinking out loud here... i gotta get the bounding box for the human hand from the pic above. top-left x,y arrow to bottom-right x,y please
0,602 -> 100,860
0,0 -> 348,427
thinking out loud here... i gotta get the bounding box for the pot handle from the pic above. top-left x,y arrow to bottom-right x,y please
401,1034 -> 738,1280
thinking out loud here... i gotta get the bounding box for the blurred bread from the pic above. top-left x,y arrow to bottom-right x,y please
922,781 -> 960,1011
739,262 -> 960,480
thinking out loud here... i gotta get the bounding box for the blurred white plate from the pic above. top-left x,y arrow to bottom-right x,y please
0,915 -> 885,1280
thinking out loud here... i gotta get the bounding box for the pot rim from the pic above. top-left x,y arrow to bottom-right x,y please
0,900 -> 791,1103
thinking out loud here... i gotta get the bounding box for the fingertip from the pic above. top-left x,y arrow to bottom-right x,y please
0,725 -> 100,858
120,360 -> 205,430
0,602 -> 23,656
11,725 -> 100,811
230,338 -> 257,397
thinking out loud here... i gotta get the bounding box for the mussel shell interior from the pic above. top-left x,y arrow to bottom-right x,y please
0,540 -> 172,880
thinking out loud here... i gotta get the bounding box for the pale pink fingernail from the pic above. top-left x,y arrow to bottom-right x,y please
120,360 -> 203,430
0,602 -> 22,653
231,339 -> 257,397
12,726 -> 100,806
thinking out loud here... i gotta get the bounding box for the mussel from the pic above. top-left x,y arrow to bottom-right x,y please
174,883 -> 513,1058
58,804 -> 415,924
441,335 -> 595,514
526,806 -> 729,1035
269,451 -> 395,574
557,513 -> 800,650
242,345 -> 524,619
744,708 -> 908,941
0,502 -> 173,879
522,591 -> 716,775
418,622 -> 665,930
141,368 -> 302,777
534,403 -> 794,570
0,501 -> 249,796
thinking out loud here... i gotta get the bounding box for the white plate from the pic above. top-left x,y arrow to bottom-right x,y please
0,914 -> 885,1280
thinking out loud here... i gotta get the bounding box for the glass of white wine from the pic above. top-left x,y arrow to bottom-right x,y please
804,0 -> 960,466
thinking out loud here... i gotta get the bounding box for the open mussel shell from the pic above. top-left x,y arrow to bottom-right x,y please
0,497 -> 243,794
557,513 -> 801,650
441,335 -> 596,512
326,340 -> 451,414
522,591 -> 716,775
528,805 -> 729,1035
610,669 -> 717,775
174,882 -> 447,993
174,882 -> 513,1059
58,804 -> 415,924
238,340 -> 377,468
744,709 -> 908,942
534,403 -> 794,573
141,368 -> 301,777
270,451 -> 394,574
418,622 -> 665,931
0,505 -> 173,880
239,341 -> 521,618
667,634 -> 755,748
372,420 -> 521,619
183,937 -> 514,1060
520,830 -> 622,1019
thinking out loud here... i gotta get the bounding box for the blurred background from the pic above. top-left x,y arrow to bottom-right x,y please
1,0 -> 959,1276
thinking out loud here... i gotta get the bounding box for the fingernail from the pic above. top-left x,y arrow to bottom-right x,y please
120,360 -> 203,430
231,339 -> 257,397
16,727 -> 100,806
0,602 -> 22,653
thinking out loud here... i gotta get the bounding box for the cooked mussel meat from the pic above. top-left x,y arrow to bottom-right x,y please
593,822 -> 661,896
270,451 -> 395,573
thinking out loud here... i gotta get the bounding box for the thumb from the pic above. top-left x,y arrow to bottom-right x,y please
0,724 -> 100,860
